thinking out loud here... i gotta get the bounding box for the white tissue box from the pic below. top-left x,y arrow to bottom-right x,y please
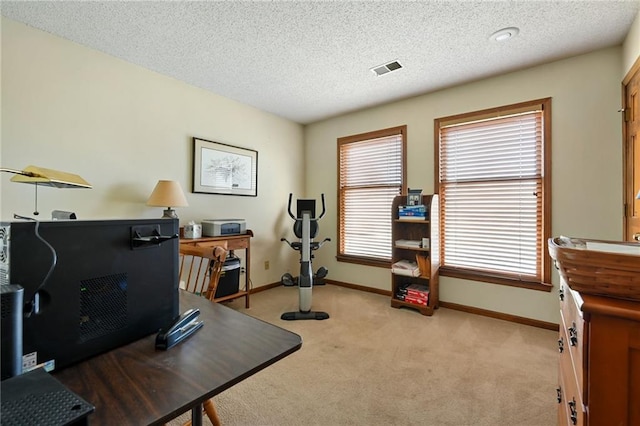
184,223 -> 202,239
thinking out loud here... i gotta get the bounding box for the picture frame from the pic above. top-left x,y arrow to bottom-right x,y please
407,188 -> 423,206
192,137 -> 258,196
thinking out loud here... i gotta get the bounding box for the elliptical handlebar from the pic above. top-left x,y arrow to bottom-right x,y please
318,194 -> 326,219
287,193 -> 295,220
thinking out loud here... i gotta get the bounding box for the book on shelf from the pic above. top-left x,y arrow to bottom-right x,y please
396,283 -> 429,305
397,215 -> 427,221
404,283 -> 429,298
401,294 -> 428,306
396,283 -> 429,306
399,204 -> 426,212
398,204 -> 427,220
395,239 -> 422,249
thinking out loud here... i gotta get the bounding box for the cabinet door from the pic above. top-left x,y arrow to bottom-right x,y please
557,366 -> 570,426
588,314 -> 640,425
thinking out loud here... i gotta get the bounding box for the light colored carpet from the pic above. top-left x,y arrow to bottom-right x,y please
169,284 -> 557,426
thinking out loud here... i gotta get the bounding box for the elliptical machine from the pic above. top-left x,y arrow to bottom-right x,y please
280,193 -> 330,321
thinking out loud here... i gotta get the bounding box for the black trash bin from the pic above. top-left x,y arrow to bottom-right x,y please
215,254 -> 241,298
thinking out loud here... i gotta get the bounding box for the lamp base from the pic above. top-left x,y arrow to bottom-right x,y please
162,208 -> 178,219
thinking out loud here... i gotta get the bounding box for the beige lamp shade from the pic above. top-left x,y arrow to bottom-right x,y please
147,180 -> 188,218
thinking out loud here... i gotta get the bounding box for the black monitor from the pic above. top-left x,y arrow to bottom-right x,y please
0,218 -> 179,373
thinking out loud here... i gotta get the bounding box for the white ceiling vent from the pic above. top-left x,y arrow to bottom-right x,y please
371,60 -> 403,76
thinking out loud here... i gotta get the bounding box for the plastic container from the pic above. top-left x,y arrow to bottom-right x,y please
215,255 -> 241,298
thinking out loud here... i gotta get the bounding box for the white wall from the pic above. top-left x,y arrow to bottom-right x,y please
1,18 -> 304,288
3,16 -> 637,324
305,47 -> 625,324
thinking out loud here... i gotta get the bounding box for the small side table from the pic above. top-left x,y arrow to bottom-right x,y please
179,229 -> 253,308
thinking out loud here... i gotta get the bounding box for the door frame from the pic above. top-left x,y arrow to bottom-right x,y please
622,56 -> 640,241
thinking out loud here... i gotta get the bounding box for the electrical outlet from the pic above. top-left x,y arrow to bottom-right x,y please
240,267 -> 246,274
264,260 -> 270,270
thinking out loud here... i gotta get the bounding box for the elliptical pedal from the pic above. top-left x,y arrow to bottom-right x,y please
314,266 -> 328,285
281,273 -> 296,287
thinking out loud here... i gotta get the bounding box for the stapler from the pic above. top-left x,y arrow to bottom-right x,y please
155,308 -> 203,350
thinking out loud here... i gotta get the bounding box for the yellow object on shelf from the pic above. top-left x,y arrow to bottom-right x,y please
415,254 -> 430,276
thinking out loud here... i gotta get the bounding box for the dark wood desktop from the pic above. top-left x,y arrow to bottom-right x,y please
54,290 -> 302,425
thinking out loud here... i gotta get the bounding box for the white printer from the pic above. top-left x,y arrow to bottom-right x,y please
201,219 -> 247,237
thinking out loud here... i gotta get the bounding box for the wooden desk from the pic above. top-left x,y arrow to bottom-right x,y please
54,290 -> 302,425
180,230 -> 253,308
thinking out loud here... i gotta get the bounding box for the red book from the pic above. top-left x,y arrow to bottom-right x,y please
406,284 -> 429,299
404,294 -> 428,305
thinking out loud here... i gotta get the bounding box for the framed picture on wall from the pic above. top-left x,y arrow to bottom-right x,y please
192,137 -> 258,196
407,188 -> 422,206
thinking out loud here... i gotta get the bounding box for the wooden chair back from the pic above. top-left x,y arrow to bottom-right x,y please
179,244 -> 228,301
172,244 -> 227,426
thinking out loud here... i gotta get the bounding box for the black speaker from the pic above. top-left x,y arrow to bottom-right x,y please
1,284 -> 24,381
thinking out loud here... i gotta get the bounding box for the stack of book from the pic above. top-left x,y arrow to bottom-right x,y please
398,204 -> 427,220
391,259 -> 420,277
396,283 -> 429,306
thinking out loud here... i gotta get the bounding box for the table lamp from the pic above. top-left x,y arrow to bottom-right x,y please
147,180 -> 188,218
1,165 -> 92,215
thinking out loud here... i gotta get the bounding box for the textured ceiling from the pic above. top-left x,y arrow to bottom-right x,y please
2,1 -> 639,124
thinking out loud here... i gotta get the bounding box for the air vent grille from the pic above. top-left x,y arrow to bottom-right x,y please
371,60 -> 403,76
78,273 -> 128,343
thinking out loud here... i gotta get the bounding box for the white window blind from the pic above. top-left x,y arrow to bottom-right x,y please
339,130 -> 404,262
439,110 -> 544,280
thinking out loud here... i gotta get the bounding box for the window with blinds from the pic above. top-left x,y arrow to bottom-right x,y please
435,99 -> 551,290
338,126 -> 406,266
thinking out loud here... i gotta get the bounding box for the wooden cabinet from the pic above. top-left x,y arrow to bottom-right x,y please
557,280 -> 640,425
390,194 -> 439,316
179,230 -> 253,308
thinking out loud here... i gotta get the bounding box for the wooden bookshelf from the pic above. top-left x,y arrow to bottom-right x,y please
390,194 -> 439,315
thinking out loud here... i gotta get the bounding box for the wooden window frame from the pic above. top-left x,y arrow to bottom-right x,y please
434,99 -> 552,292
337,126 -> 407,268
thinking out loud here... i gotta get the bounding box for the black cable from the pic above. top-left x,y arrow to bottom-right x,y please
13,214 -> 57,316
